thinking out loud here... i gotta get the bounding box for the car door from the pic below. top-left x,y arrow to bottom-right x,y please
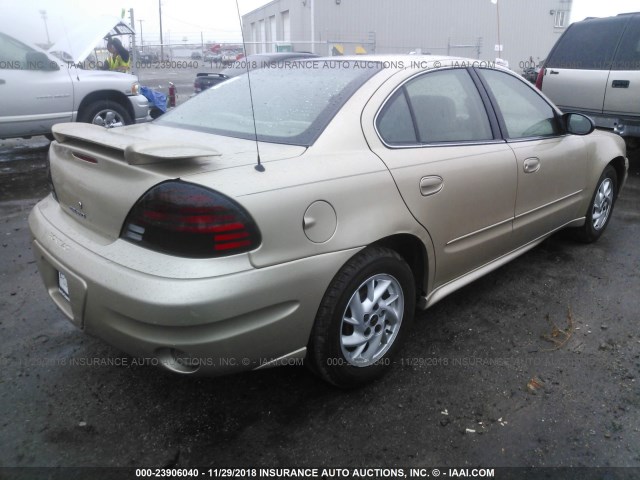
477,68 -> 587,246
0,32 -> 73,138
603,14 -> 640,123
365,67 -> 518,289
541,16 -> 627,119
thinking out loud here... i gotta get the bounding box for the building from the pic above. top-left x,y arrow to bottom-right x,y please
242,0 -> 573,70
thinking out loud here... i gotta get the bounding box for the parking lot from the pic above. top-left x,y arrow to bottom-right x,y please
0,133 -> 639,473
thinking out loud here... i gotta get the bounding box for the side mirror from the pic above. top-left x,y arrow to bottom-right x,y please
24,52 -> 59,71
564,112 -> 595,136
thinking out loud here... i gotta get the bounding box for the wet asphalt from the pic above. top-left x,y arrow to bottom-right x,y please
0,137 -> 639,477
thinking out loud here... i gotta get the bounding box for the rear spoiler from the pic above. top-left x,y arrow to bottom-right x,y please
52,123 -> 221,165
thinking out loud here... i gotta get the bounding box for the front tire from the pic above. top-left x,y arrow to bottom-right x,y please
574,165 -> 617,243
78,100 -> 132,128
308,246 -> 415,388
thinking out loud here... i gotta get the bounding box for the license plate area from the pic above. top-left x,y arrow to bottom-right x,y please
58,271 -> 70,301
32,240 -> 87,328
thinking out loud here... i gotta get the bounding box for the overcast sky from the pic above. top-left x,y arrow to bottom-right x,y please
0,0 -> 638,46
0,0 -> 265,45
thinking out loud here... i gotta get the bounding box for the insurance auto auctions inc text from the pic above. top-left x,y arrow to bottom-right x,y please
227,468 -> 495,478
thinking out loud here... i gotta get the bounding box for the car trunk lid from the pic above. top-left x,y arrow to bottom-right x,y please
49,123 -> 305,240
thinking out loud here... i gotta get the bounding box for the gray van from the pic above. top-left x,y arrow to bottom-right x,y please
538,13 -> 640,147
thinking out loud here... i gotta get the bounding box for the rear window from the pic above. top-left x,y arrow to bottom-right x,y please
156,60 -> 381,146
546,16 -> 628,70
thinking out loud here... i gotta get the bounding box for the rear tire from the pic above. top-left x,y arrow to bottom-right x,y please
574,165 -> 617,243
307,246 -> 415,388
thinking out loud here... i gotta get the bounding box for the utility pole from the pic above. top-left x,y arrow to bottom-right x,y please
139,19 -> 144,48
310,0 -> 315,54
39,10 -> 51,46
491,0 -> 502,59
159,0 -> 164,60
129,8 -> 137,75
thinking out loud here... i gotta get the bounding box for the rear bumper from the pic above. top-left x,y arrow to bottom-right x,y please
29,196 -> 359,376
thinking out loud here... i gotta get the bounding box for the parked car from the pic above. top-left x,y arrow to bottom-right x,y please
0,19 -> 149,140
30,56 -> 627,387
522,63 -> 542,84
194,52 -> 319,93
220,50 -> 243,65
138,51 -> 159,63
538,13 -> 640,146
190,51 -> 203,60
203,52 -> 221,64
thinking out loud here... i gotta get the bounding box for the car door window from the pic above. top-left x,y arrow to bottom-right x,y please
479,68 -> 560,139
612,15 -> 640,71
377,68 -> 493,145
0,33 -> 37,70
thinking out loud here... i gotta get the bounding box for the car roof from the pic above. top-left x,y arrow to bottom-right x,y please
311,54 -> 510,74
581,11 -> 639,21
330,54 -> 485,63
218,54 -> 512,82
244,52 -> 318,59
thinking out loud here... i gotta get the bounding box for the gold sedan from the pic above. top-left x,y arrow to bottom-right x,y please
29,56 -> 627,387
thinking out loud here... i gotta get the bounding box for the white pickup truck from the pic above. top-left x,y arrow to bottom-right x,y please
0,25 -> 149,140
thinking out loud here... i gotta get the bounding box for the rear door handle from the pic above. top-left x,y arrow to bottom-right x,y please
523,157 -> 541,174
0,79 -> 5,85
419,176 -> 444,196
612,80 -> 630,88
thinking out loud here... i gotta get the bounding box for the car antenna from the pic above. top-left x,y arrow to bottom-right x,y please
235,0 -> 265,172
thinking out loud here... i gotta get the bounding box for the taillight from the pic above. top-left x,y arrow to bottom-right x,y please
535,68 -> 545,90
121,181 -> 261,258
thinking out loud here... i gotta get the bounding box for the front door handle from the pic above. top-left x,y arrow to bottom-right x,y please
419,175 -> 444,196
0,79 -> 5,85
612,80 -> 630,88
549,70 -> 559,75
523,157 -> 541,174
